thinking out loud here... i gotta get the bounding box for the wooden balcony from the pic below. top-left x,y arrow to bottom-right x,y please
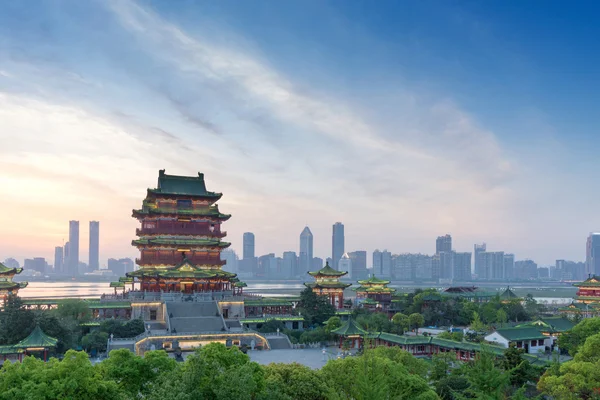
135,256 -> 226,266
136,226 -> 226,237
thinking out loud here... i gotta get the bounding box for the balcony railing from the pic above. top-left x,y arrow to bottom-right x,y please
136,227 -> 226,237
135,257 -> 225,266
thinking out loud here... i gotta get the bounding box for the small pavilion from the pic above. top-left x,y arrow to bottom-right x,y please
0,262 -> 28,303
305,262 -> 351,309
354,275 -> 396,307
499,287 -> 519,303
0,325 -> 58,362
331,317 -> 368,349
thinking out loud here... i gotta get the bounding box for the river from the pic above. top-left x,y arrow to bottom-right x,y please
18,282 -> 575,304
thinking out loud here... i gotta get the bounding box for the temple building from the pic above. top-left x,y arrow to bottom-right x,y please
122,170 -> 241,293
0,262 -> 27,302
305,262 -> 351,308
354,275 -> 396,308
573,276 -> 600,304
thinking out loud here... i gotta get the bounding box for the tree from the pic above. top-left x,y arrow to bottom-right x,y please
430,352 -> 457,382
459,347 -> 511,399
82,331 -> 109,353
558,317 -> 600,356
298,288 -> 336,327
0,295 -> 35,345
324,316 -> 342,333
501,344 -> 541,388
391,313 -> 408,334
257,319 -> 286,333
470,311 -> 487,332
435,375 -> 470,400
496,309 -> 508,328
263,363 -> 329,400
408,313 -> 425,334
54,299 -> 91,322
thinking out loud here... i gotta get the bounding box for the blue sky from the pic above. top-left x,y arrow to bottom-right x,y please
1,0 -> 598,266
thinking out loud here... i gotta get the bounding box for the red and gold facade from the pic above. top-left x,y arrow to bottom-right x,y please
126,170 -> 238,293
305,262 -> 351,309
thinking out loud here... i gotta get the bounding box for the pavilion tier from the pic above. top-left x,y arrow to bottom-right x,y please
127,170 -> 237,294
0,262 -> 28,301
305,262 -> 351,309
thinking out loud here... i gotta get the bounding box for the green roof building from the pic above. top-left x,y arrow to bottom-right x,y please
125,170 -> 238,294
0,262 -> 27,301
354,275 -> 396,307
305,262 -> 351,309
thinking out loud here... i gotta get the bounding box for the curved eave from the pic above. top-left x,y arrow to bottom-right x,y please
147,188 -> 223,200
131,239 -> 230,248
307,271 -> 347,278
132,209 -> 231,220
304,282 -> 352,289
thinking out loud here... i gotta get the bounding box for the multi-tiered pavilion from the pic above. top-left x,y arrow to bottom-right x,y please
124,170 -> 239,293
354,275 -> 396,309
0,262 -> 27,303
305,262 -> 351,308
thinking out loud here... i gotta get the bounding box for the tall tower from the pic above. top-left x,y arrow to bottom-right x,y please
332,222 -> 345,271
299,226 -> 313,275
68,221 -> 79,276
127,170 -> 235,293
243,232 -> 255,260
474,243 -> 486,277
586,233 -> 600,277
436,234 -> 452,253
89,221 -> 100,271
54,246 -> 63,273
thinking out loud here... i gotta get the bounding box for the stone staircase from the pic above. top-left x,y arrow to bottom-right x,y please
166,301 -> 227,333
265,335 -> 292,350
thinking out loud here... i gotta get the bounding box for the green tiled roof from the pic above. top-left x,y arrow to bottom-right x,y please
517,318 -> 575,333
132,238 -> 230,247
233,281 -> 247,288
304,282 -> 352,289
118,277 -> 133,283
244,299 -> 293,307
133,205 -> 230,220
574,296 -> 600,301
499,287 -> 519,299
332,318 -> 368,337
110,282 -> 125,288
308,262 -> 348,277
574,276 -> 600,287
492,327 -> 546,341
241,316 -> 304,323
362,298 -> 379,305
14,326 -> 58,349
0,346 -> 22,355
0,281 -> 25,290
86,301 -> 132,309
375,333 -> 506,355
357,275 -> 390,285
354,286 -> 396,293
0,262 -> 22,275
150,170 -> 222,198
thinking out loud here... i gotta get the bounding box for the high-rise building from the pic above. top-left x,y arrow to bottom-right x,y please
283,251 -> 298,278
243,232 -> 255,260
332,222 -> 345,271
338,253 -> 352,278
453,252 -> 472,281
89,221 -> 99,271
54,246 -> 63,273
299,226 -> 313,274
3,258 -> 20,270
586,233 -> 600,277
474,243 -> 486,277
515,259 -> 538,280
68,220 -> 80,276
312,257 -> 324,270
24,257 -> 47,274
221,249 -> 238,273
555,260 -> 586,281
480,251 -> 505,280
503,254 -> 515,280
348,251 -> 367,280
438,251 -> 454,281
436,235 -> 452,253
63,242 -> 70,274
373,250 -> 392,277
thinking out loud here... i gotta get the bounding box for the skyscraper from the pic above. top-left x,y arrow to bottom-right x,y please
453,252 -> 472,281
89,221 -> 99,271
474,243 -> 486,277
283,251 -> 298,278
436,235 -> 452,253
63,242 -> 70,274
299,226 -> 313,274
503,254 -> 515,280
243,232 -> 255,259
338,253 -> 352,278
68,221 -> 79,276
54,246 -> 63,273
373,249 -> 392,277
348,251 -> 367,280
221,249 -> 238,273
586,233 -> 600,277
332,222 -> 345,271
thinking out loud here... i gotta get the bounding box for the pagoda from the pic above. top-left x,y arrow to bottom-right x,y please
126,170 -> 237,293
0,262 -> 27,301
354,275 -> 396,306
573,276 -> 600,304
305,262 -> 351,308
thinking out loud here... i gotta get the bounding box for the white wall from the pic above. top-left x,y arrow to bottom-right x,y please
484,332 -> 510,348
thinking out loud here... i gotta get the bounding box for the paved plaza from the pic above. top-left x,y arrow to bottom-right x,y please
249,348 -> 344,369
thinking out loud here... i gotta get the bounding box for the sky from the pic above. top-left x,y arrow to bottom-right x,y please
1,0 -> 600,267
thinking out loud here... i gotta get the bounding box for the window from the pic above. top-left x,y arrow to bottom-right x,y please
177,199 -> 192,209
538,339 -> 545,346
150,310 -> 157,320
516,341 -> 522,348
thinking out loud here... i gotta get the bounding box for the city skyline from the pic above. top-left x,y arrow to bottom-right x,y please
2,1 -> 600,265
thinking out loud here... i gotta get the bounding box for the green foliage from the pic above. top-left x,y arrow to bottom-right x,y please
557,317 -> 600,356
298,288 -> 336,327
391,312 -> 409,334
257,319 -> 286,333
0,295 -> 35,345
435,375 -> 470,400
356,313 -> 393,333
299,327 -> 331,344
470,311 -> 487,332
263,363 -> 329,400
82,330 -> 109,353
458,347 -> 511,399
0,350 -> 123,400
496,309 -> 508,327
324,316 -> 342,333
100,318 -> 145,338
437,331 -> 464,342
430,352 -> 456,382
54,299 -> 92,322
408,313 -> 425,333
